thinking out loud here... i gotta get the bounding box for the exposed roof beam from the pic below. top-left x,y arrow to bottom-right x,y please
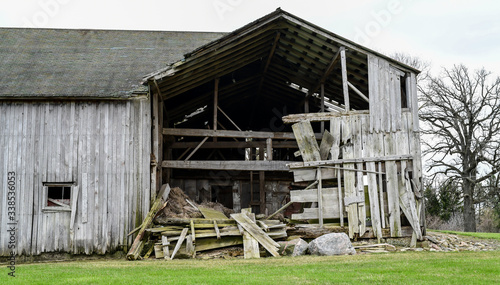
162,160 -> 290,171
163,127 -> 322,139
306,47 -> 343,98
347,81 -> 369,103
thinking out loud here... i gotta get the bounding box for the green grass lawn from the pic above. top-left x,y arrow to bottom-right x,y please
429,230 -> 500,241
2,251 -> 500,284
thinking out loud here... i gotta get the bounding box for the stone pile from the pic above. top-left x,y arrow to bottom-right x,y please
423,232 -> 500,252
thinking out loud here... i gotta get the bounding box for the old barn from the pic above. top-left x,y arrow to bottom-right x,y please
0,28 -> 224,256
1,9 -> 424,257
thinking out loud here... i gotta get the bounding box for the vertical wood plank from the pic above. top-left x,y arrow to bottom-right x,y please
368,54 -> 380,132
319,130 -> 334,160
317,168 -> 323,227
353,115 -> 366,235
340,47 -> 350,111
342,115 -> 358,238
292,121 -> 321,162
337,168 -> 344,227
330,117 -> 341,160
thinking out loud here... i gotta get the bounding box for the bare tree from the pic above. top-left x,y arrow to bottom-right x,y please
420,65 -> 500,232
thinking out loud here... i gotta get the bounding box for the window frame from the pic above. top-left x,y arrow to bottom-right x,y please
42,183 -> 73,212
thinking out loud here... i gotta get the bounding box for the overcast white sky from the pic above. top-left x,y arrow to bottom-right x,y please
1,0 -> 500,77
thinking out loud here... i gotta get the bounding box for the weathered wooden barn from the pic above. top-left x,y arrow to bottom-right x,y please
145,9 -> 424,241
1,8 -> 424,257
0,28 -> 224,256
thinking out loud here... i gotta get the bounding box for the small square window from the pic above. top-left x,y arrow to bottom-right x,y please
43,183 -> 73,212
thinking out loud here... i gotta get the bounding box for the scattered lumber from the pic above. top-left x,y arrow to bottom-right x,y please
127,186 -> 287,261
127,184 -> 170,260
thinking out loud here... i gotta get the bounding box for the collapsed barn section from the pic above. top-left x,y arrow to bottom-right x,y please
145,9 -> 424,242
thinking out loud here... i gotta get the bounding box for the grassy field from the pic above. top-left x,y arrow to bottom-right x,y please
429,230 -> 500,241
2,251 -> 500,284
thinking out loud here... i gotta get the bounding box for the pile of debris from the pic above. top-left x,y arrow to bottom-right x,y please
424,231 -> 500,252
126,185 -> 287,260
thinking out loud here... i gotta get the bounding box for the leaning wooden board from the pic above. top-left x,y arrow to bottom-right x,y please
231,213 -> 280,257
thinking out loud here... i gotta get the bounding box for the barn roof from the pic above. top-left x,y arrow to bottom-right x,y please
143,8 -> 420,127
0,28 -> 225,99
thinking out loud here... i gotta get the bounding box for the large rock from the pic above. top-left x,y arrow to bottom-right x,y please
277,238 -> 309,257
308,233 -> 356,256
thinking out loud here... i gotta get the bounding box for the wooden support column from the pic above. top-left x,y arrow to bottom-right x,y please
213,78 -> 219,142
340,48 -> 350,111
259,171 -> 265,215
304,99 -> 309,113
259,147 -> 265,214
317,168 -> 323,227
266,138 -> 273,161
158,98 -> 164,190
320,84 -> 325,133
151,90 -> 160,198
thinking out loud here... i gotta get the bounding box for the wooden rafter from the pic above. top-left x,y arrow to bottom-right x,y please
306,47 -> 343,98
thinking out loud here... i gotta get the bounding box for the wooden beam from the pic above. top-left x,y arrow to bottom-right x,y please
347,81 -> 369,103
170,140 -> 298,149
257,32 -> 281,94
320,84 -> 325,133
163,127 -> 322,140
340,48 -> 350,111
162,160 -> 289,171
288,155 -> 413,169
217,106 -> 242,131
282,110 -> 370,123
306,47 -> 343,98
184,137 -> 209,161
213,78 -> 219,142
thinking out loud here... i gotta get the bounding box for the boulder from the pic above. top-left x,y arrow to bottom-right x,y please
308,233 -> 356,256
277,238 -> 309,257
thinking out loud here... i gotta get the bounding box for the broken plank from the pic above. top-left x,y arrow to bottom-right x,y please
190,219 -> 196,243
214,220 -> 221,239
292,120 -> 321,162
194,236 -> 244,252
291,206 -> 340,220
290,187 -> 338,204
127,183 -> 170,260
170,228 -> 189,260
162,236 -> 170,260
199,206 -> 228,219
231,213 -> 280,257
243,232 -> 260,259
292,168 -> 336,182
319,130 -> 334,160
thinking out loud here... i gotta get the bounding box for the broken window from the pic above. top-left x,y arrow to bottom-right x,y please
43,183 -> 72,211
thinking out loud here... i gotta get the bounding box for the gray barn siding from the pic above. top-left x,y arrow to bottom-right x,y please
0,99 -> 151,256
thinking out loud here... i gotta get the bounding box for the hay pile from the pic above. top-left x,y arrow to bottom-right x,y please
157,187 -> 234,219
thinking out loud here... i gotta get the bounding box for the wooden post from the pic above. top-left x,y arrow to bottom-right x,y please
320,83 -> 325,133
259,148 -> 266,214
266,138 -> 273,161
304,99 -> 309,113
340,47 -> 350,111
158,100 -> 164,192
213,78 -> 219,142
317,168 -> 323,227
151,91 -> 160,200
